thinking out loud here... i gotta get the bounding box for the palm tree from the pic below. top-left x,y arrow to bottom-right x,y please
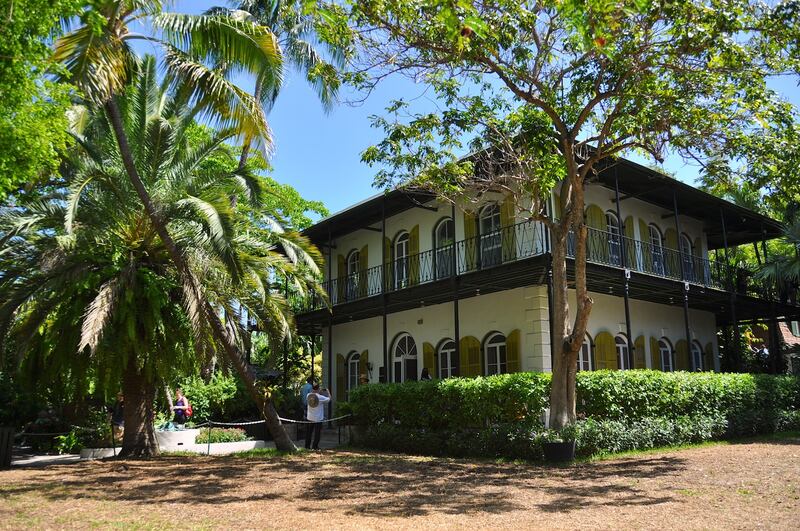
52,0 -> 304,451
0,57 -> 323,456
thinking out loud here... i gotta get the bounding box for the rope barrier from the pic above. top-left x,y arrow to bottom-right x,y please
277,414 -> 352,425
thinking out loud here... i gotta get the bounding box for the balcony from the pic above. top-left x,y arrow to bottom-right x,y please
296,218 -> 792,315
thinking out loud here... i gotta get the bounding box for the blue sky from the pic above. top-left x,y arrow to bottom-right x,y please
172,1 -> 799,218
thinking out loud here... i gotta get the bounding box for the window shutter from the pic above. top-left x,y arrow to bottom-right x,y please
500,197 -> 517,260
585,204 -> 605,230
336,254 -> 346,301
409,224 -> 420,285
359,245 -> 368,296
704,342 -> 714,372
585,204 -> 608,263
506,329 -> 521,373
650,337 -> 661,370
594,331 -> 617,370
634,335 -> 646,369
553,193 -> 562,221
459,336 -> 481,377
336,353 -> 346,402
423,342 -> 435,377
383,237 -> 391,291
463,210 -> 477,271
675,339 -> 690,370
639,219 -> 652,271
359,350 -> 369,382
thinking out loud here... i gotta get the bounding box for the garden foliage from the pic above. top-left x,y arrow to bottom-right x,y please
348,371 -> 800,459
195,427 -> 251,444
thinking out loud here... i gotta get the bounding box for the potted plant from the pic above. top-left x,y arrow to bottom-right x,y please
542,424 -> 577,462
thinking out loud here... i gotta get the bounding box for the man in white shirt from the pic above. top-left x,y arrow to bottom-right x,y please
304,384 -> 331,450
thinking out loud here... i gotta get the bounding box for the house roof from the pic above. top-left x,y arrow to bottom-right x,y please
303,156 -> 782,249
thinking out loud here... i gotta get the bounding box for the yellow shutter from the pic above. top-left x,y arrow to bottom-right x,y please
459,336 -> 481,377
704,342 -> 715,372
634,335 -> 646,369
553,193 -> 562,221
409,225 -> 420,285
639,219 -> 652,272
650,337 -> 661,370
358,245 -> 368,296
423,342 -> 435,378
585,204 -> 605,230
463,210 -> 478,271
594,331 -> 617,370
359,350 -> 369,382
336,353 -> 346,402
383,236 -> 391,290
675,339 -> 690,371
506,329 -> 521,373
337,254 -> 346,301
585,204 -> 608,263
500,197 -> 517,261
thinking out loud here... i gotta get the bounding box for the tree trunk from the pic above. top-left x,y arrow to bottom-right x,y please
104,99 -> 297,452
120,354 -> 158,458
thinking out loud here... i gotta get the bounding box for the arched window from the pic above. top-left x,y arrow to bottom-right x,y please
659,338 -> 674,372
434,218 -> 455,279
438,339 -> 457,378
347,351 -> 360,393
606,212 -> 621,266
691,340 -> 704,371
615,334 -> 630,370
393,231 -> 410,289
485,332 -> 507,375
649,224 -> 665,275
479,203 -> 502,267
346,249 -> 360,300
680,233 -> 694,281
577,333 -> 593,372
392,333 -> 417,382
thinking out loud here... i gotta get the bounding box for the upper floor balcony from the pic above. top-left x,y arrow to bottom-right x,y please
297,217 -> 793,315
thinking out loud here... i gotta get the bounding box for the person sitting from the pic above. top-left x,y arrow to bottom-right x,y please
304,384 -> 330,450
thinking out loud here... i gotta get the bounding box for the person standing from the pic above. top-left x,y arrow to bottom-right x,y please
110,392 -> 124,442
304,384 -> 330,450
171,388 -> 191,426
300,376 -> 313,417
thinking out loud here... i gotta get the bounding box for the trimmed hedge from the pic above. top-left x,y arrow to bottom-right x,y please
195,427 -> 251,444
348,370 -> 800,459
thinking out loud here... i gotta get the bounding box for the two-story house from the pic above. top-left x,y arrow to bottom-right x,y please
294,157 -> 800,402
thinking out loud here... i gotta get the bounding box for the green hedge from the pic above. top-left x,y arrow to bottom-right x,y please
195,427 -> 251,444
348,370 -> 800,459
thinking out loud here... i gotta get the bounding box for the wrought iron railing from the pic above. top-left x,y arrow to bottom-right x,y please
295,219 -> 784,313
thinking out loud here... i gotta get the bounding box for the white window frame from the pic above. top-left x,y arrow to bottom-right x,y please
578,334 -> 592,372
691,341 -> 703,371
347,351 -> 360,392
615,334 -> 630,370
484,332 -> 507,375
479,203 -> 502,266
680,233 -> 694,281
346,249 -> 360,299
392,333 -> 417,382
394,231 -> 410,289
649,224 -> 665,275
434,218 -> 455,279
606,212 -> 621,266
438,339 -> 456,378
659,339 -> 674,372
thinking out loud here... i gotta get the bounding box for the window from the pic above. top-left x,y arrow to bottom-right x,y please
615,334 -> 630,370
649,224 -> 665,275
577,334 -> 592,372
691,341 -> 703,371
479,203 -> 502,267
434,218 -> 455,279
659,338 -> 673,372
438,339 -> 457,378
606,212 -> 621,266
485,332 -> 507,375
792,321 -> 800,337
680,233 -> 694,282
347,351 -> 360,393
392,333 -> 417,382
393,231 -> 410,289
346,249 -> 360,300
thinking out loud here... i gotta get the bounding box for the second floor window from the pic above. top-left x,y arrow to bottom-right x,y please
479,203 -> 501,267
680,234 -> 695,282
649,224 -> 665,275
434,218 -> 454,279
606,212 -> 621,266
346,250 -> 360,299
394,231 -> 409,289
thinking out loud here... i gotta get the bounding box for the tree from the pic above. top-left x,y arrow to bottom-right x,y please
0,57 -> 323,455
0,0 -> 81,200
51,0 -> 302,450
332,0 -> 798,428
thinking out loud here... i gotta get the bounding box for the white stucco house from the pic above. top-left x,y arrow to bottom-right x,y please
294,158 -> 798,402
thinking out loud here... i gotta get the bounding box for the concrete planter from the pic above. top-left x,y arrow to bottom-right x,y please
79,439 -> 269,459
156,428 -> 200,451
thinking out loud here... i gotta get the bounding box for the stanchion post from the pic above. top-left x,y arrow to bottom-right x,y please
110,420 -> 116,457
207,420 -> 212,456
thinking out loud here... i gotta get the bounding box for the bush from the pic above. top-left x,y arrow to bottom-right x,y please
179,374 -> 240,422
348,371 -> 800,460
195,427 -> 251,444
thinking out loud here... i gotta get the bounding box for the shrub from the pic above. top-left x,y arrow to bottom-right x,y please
179,374 -> 239,422
195,427 -> 250,444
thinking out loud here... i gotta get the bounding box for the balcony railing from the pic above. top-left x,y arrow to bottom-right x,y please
296,219 -> 784,312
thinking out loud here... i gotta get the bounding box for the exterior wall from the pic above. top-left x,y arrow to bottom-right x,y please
324,284 -> 719,401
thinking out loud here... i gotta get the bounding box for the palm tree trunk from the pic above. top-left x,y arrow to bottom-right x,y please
104,98 -> 297,452
120,354 -> 158,457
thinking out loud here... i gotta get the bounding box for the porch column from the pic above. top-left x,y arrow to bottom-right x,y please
673,191 -> 694,370
327,228 -> 334,392
720,207 -> 740,371
451,203 -> 461,373
763,225 -> 780,374
381,197 -> 388,382
283,274 -> 289,389
615,169 -> 635,369
310,334 -> 315,385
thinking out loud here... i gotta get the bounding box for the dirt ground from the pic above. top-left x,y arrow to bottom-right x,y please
2,437 -> 799,530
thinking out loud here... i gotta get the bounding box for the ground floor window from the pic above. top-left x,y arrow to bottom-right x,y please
691,341 -> 703,371
393,333 -> 418,382
578,335 -> 592,371
438,339 -> 456,378
485,333 -> 507,375
659,338 -> 673,372
615,335 -> 629,370
347,351 -> 360,393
